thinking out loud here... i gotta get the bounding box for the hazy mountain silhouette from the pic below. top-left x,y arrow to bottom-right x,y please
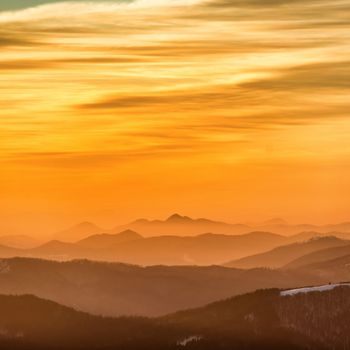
110,214 -> 350,237
0,257 -> 323,317
259,218 -> 289,226
0,235 -> 40,249
53,222 -> 105,242
0,230 -> 289,265
225,236 -> 348,269
290,254 -> 350,282
77,230 -> 143,249
90,231 -> 288,265
49,215 -> 350,242
0,230 -> 347,266
0,244 -> 22,258
113,214 -> 249,236
29,240 -> 93,260
285,243 -> 350,269
1,285 -> 350,349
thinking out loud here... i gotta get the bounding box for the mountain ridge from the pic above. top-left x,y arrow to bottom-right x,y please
224,236 -> 349,269
0,285 -> 349,349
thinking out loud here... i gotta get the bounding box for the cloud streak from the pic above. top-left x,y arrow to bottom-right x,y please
1,0 -> 350,165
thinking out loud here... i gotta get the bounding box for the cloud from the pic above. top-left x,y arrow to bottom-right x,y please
0,0 -> 203,23
241,61 -> 350,91
1,0 -> 350,170
0,57 -> 146,70
0,33 -> 38,47
206,0 -> 307,8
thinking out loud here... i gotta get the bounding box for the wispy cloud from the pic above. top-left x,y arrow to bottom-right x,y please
1,0 -> 350,167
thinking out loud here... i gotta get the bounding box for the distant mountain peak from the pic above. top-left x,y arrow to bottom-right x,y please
262,218 -> 288,226
74,221 -> 100,229
166,214 -> 192,222
53,221 -> 104,242
117,229 -> 143,238
119,229 -> 138,234
39,240 -> 74,249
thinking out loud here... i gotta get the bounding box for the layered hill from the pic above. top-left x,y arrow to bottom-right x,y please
51,215 -> 350,242
289,254 -> 350,282
85,231 -> 287,265
0,235 -> 40,249
77,229 -> 143,249
285,244 -> 350,269
113,213 -> 249,236
114,214 -> 350,237
0,257 -> 323,317
0,229 -> 348,266
29,231 -> 327,265
224,236 -> 348,269
53,222 -> 105,242
0,230 -> 290,265
1,285 -> 350,349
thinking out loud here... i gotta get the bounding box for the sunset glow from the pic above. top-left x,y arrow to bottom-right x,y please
1,0 -> 350,235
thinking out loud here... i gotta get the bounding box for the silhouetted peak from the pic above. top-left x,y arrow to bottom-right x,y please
166,214 -> 192,222
262,218 -> 288,226
74,221 -> 100,230
117,230 -> 143,238
39,240 -> 73,249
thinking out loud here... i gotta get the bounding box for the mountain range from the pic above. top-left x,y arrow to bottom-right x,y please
0,285 -> 349,349
1,253 -> 350,317
52,214 -> 350,241
225,236 -> 349,269
0,230 -> 348,266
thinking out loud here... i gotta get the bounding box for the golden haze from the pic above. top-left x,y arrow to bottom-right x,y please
1,0 -> 350,236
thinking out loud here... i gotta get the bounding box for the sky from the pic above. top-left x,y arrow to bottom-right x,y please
0,0 -> 350,235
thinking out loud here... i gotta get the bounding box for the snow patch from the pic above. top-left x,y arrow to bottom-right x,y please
177,335 -> 202,346
244,312 -> 256,322
281,283 -> 350,296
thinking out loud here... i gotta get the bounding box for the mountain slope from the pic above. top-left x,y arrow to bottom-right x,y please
0,229 -> 347,266
224,237 -> 348,269
0,257 -> 323,317
0,294 -> 157,350
164,285 -> 350,350
0,230 -> 329,265
19,231 -> 288,265
2,285 -> 350,349
291,254 -> 350,281
29,240 -> 92,260
97,231 -> 287,265
0,235 -> 40,249
77,230 -> 143,249
53,222 -> 104,242
1,231 -> 344,266
0,244 -> 23,258
285,244 -> 350,269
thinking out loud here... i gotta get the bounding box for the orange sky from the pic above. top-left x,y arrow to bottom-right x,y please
1,0 -> 350,236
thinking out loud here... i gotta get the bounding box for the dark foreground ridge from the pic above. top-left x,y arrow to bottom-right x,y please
0,285 -> 349,349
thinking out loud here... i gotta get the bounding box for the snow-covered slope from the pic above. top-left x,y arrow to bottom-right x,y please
281,282 -> 350,296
